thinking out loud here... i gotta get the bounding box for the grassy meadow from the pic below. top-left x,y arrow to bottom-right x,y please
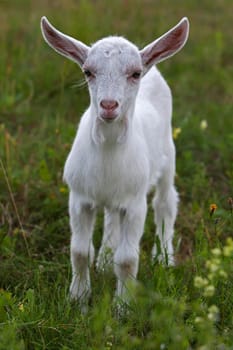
0,0 -> 233,348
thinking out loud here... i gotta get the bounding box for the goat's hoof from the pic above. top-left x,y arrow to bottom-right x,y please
113,296 -> 131,319
69,292 -> 89,314
69,278 -> 91,314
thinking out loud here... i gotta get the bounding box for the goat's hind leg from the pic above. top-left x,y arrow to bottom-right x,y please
152,169 -> 178,266
69,192 -> 96,309
96,208 -> 121,272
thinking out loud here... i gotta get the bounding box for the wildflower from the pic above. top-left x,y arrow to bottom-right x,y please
200,120 -> 208,130
106,342 -> 113,349
160,344 -> 166,350
173,127 -> 181,140
226,237 -> 233,247
18,303 -> 24,312
219,270 -> 228,279
209,263 -> 218,273
59,186 -> 68,194
212,258 -> 221,265
208,304 -> 219,314
223,245 -> 233,257
207,313 -> 217,321
194,276 -> 209,288
209,203 -> 217,217
198,346 -> 209,350
206,259 -> 220,273
223,237 -> 233,257
194,316 -> 204,324
203,285 -> 215,297
211,248 -> 221,257
207,305 -> 219,321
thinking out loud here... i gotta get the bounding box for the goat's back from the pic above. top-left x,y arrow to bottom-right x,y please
134,66 -> 174,187
137,66 -> 172,121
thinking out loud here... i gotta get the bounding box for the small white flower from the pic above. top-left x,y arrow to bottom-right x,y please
208,305 -> 219,321
194,276 -> 209,288
160,344 -> 166,350
200,120 -> 208,130
219,270 -> 228,278
211,248 -> 221,257
207,262 -> 219,273
223,245 -> 233,257
208,305 -> 219,314
194,316 -> 204,324
226,237 -> 233,247
203,285 -> 215,297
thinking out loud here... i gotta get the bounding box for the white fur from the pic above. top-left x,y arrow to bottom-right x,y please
41,17 -> 189,307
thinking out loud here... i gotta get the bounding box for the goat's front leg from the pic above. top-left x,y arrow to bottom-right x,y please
69,192 -> 96,308
96,208 -> 121,272
114,198 -> 147,302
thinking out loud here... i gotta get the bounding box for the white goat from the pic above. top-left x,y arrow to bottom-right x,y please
41,17 -> 189,306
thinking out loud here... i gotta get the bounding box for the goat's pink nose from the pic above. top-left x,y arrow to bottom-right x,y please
100,99 -> 119,111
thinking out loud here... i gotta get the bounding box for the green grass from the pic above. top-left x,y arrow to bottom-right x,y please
0,0 -> 233,349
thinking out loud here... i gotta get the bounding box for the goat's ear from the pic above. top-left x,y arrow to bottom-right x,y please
140,17 -> 189,72
41,16 -> 90,67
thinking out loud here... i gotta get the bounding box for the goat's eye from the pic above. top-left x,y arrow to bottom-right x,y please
131,72 -> 141,79
84,69 -> 93,78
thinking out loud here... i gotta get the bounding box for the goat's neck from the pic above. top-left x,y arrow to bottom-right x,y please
91,107 -> 134,146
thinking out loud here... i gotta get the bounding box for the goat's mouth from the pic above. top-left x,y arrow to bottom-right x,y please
99,112 -> 119,123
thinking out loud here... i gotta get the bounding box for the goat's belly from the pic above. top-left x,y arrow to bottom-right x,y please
85,174 -> 147,208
